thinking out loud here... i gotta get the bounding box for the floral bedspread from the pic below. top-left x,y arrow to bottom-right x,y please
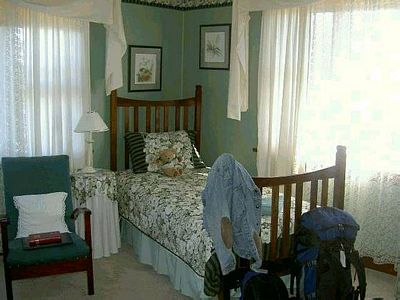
117,168 -> 212,276
116,169 -> 308,276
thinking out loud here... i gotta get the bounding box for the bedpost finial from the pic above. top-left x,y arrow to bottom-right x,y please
336,145 -> 346,153
335,145 -> 346,164
195,85 -> 202,97
334,145 -> 346,210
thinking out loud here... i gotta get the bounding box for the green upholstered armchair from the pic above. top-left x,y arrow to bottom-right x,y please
0,155 -> 94,300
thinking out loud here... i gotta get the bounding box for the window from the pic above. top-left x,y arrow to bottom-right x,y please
0,4 -> 90,169
297,8 -> 400,176
295,5 -> 400,265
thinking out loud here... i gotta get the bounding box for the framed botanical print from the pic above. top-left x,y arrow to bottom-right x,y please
128,45 -> 162,92
199,24 -> 231,70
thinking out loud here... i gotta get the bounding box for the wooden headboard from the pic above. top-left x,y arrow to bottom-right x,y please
110,85 -> 202,171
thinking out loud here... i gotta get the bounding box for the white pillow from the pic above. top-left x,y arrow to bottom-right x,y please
13,192 -> 70,238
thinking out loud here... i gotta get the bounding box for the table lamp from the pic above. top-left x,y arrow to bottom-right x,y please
74,111 -> 109,173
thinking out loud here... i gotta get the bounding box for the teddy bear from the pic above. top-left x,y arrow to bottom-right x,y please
156,149 -> 184,177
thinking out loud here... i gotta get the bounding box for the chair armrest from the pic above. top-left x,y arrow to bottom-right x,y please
71,208 -> 91,220
0,215 -> 9,258
70,208 -> 92,251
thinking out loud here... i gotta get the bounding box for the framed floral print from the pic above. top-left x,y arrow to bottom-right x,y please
199,24 -> 231,70
128,45 -> 162,92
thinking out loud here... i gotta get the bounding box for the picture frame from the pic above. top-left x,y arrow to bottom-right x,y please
199,24 -> 231,70
128,45 -> 162,92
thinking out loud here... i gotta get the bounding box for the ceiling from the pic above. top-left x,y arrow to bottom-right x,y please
122,0 -> 232,10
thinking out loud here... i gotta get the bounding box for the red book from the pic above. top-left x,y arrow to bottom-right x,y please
28,231 -> 62,246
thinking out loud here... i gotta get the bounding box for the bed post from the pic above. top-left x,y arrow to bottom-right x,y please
110,90 -> 118,171
195,85 -> 202,151
333,145 -> 346,209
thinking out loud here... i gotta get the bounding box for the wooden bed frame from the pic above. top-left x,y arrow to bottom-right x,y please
109,86 -> 395,298
109,86 -> 345,257
110,85 -> 202,171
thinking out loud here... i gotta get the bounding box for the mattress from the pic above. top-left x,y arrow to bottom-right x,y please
116,168 -> 308,276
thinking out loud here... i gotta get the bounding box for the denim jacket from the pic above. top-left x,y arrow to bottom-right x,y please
202,153 -> 262,275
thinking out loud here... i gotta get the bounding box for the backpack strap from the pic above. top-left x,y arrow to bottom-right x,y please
289,259 -> 302,296
290,226 -> 319,299
290,267 -> 302,299
348,249 -> 366,300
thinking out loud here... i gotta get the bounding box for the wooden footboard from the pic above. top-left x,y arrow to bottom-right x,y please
218,146 -> 347,300
252,145 -> 346,261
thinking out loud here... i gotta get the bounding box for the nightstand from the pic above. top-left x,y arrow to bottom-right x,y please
71,169 -> 120,259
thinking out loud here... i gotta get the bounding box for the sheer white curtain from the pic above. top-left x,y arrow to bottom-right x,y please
257,6 -> 311,176
0,4 -> 90,166
295,1 -> 400,268
227,0 -> 319,120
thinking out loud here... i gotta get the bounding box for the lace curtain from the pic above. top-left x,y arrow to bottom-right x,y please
295,3 -> 400,267
0,4 -> 91,214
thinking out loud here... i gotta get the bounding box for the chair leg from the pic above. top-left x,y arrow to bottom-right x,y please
87,260 -> 94,295
4,267 -> 13,300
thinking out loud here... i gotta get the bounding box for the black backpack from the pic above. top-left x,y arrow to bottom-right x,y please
241,271 -> 289,300
291,207 -> 366,300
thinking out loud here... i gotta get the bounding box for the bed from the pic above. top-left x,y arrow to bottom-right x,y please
109,86 -> 347,299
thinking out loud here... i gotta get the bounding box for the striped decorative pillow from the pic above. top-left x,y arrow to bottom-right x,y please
124,132 -> 148,173
125,130 -> 206,172
186,130 -> 207,168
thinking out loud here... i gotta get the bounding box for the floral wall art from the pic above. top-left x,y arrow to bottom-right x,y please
199,24 -> 230,70
128,45 -> 162,91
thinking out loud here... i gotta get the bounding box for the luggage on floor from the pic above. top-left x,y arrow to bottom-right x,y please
240,271 -> 289,300
291,207 -> 366,300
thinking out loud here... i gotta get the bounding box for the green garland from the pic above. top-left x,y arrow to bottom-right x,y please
121,0 -> 232,11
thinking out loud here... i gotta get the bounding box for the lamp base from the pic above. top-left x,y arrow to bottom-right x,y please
80,166 -> 97,173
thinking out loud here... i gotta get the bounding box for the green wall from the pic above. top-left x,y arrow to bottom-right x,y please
91,4 -> 261,174
181,8 -> 261,175
91,3 -> 184,170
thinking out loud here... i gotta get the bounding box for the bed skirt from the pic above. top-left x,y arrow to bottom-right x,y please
120,217 -> 290,299
120,217 -> 210,299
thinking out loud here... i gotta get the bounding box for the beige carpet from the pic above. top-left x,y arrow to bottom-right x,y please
0,243 -> 397,300
0,244 -> 189,300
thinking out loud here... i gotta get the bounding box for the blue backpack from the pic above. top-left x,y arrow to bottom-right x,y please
291,207 -> 366,300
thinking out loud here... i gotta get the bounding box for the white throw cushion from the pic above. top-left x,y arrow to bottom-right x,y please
13,192 -> 70,238
144,130 -> 194,173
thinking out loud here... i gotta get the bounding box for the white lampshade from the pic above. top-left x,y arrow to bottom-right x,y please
74,111 -> 109,133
